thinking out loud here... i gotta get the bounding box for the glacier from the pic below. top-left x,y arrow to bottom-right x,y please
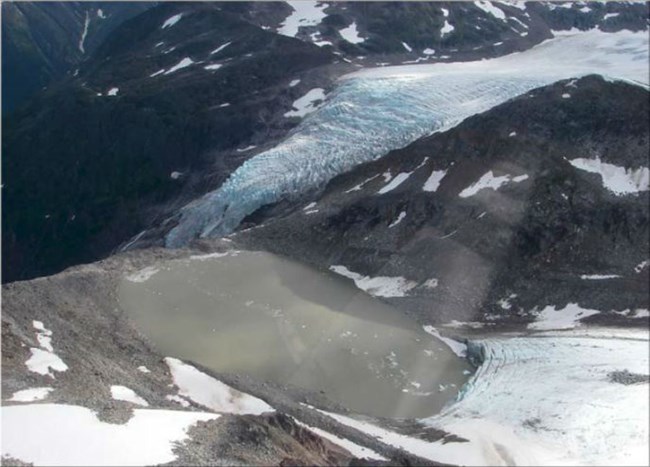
166,30 -> 649,247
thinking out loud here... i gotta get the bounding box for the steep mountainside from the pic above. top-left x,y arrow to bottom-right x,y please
1,1 -> 154,112
2,2 -> 335,282
238,76 -> 649,328
2,1 -> 648,283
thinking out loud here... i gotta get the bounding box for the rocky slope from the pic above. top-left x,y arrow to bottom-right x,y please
1,244 -> 451,466
1,1 -> 155,112
237,75 -> 650,329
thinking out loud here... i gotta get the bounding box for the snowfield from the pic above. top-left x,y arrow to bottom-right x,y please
165,357 -> 274,415
1,404 -> 218,466
568,156 -> 650,195
166,29 -> 649,246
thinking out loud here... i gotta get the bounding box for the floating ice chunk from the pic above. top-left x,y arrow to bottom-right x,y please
562,93 -> 571,98
8,387 -> 53,402
423,169 -> 447,192
164,57 -> 194,75
165,357 -> 274,415
1,404 -> 218,466
303,202 -> 317,211
528,303 -> 601,330
423,48 -> 436,55
110,385 -> 149,407
278,1 -> 327,37
289,79 -> 301,87
569,157 -> 649,195
126,266 -> 159,283
284,88 -> 326,117
340,22 -> 365,44
509,131 -> 517,137
329,265 -> 418,297
170,171 -> 183,180
389,211 -> 407,228
97,8 -> 106,19
107,87 -> 119,96
459,171 -> 528,197
150,69 -> 165,77
162,13 -> 183,29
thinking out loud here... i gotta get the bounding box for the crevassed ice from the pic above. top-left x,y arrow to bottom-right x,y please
165,30 -> 649,247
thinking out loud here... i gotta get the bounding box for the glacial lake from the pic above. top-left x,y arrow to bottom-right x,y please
119,250 -> 471,419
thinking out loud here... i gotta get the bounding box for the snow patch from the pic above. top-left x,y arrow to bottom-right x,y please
162,13 -> 183,29
459,171 -> 528,198
289,79 -> 301,87
440,20 -> 455,37
346,174 -> 380,193
165,57 -> 195,75
284,88 -> 326,118
8,387 -> 53,402
378,172 -> 412,194
422,278 -> 439,289
165,357 -> 274,415
278,1 -> 327,38
340,22 -> 365,44
474,1 -> 507,20
294,418 -> 387,460
210,41 -> 231,55
528,302 -> 601,330
329,265 -> 418,298
25,348 -> 68,378
580,274 -> 621,280
204,63 -> 222,71
137,365 -> 151,374
1,404 -> 218,466
110,385 -> 149,407
634,260 -> 649,273
423,48 -> 436,55
569,157 -> 649,195
389,211 -> 407,228
423,169 -> 447,192
401,42 -> 413,52
79,12 -> 90,53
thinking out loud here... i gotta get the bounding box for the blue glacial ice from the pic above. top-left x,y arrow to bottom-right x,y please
166,30 -> 649,247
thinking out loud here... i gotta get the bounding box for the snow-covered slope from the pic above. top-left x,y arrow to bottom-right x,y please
166,30 -> 649,246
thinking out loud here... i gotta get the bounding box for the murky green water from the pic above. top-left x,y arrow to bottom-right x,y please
119,250 -> 471,419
